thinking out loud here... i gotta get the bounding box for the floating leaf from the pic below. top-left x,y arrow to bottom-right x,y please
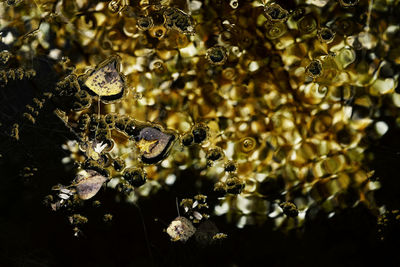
83,56 -> 126,103
136,127 -> 175,164
167,216 -> 196,242
75,170 -> 107,200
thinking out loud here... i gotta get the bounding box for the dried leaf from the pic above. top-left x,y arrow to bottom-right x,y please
75,170 -> 107,200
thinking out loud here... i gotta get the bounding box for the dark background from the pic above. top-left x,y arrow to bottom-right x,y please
0,59 -> 399,267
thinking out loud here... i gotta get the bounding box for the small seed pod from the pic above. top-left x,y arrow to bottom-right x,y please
0,70 -> 8,86
334,18 -> 357,36
95,129 -> 110,143
75,89 -> 91,99
103,213 -> 113,222
222,67 -> 236,80
306,60 -> 323,78
72,90 -> 92,111
82,160 -> 110,178
116,181 -> 134,195
123,167 -> 147,187
7,69 -> 16,80
0,50 -> 11,64
114,116 -> 130,132
124,119 -> 140,137
56,74 -> 80,96
32,98 -> 44,109
69,214 -> 88,225
264,3 -> 289,23
206,147 -> 224,161
24,69 -> 36,79
291,6 -> 305,21
213,233 -> 228,240
137,16 -> 154,31
181,133 -> 194,146
192,123 -> 209,144
226,177 -> 245,194
26,105 -> 34,113
280,202 -> 299,217
108,0 -> 121,13
23,113 -> 36,124
164,7 -> 195,34
112,157 -> 125,172
194,194 -> 207,202
100,138 -> 114,153
149,26 -> 167,39
97,119 -> 108,131
14,68 -> 24,80
88,114 -> 99,133
206,46 -> 227,65
265,22 -> 287,40
297,15 -> 317,34
104,113 -> 117,128
77,114 -> 90,132
224,161 -> 237,173
214,181 -> 227,197
238,137 -> 257,153
10,123 -> 19,141
318,27 -> 335,43
149,59 -> 167,75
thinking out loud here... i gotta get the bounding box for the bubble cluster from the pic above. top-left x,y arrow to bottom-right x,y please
2,0 -> 400,237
